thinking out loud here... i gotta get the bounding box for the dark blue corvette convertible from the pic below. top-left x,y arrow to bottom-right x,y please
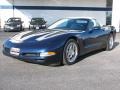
3,17 -> 116,65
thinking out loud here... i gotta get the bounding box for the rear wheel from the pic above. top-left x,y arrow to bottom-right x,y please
106,34 -> 114,50
63,39 -> 79,65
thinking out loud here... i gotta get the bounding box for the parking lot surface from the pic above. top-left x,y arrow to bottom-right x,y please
0,30 -> 120,90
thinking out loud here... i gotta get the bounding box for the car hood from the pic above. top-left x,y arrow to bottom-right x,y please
9,29 -> 68,43
5,22 -> 21,26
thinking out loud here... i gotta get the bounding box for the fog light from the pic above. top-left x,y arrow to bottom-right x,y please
40,52 -> 56,57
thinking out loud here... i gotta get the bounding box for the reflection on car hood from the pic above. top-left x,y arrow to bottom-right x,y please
9,29 -> 67,43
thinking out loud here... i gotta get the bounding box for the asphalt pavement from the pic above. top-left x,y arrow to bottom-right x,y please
0,30 -> 120,90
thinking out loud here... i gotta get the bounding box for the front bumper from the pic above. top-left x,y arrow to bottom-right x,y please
29,25 -> 46,30
3,45 -> 62,65
4,26 -> 22,31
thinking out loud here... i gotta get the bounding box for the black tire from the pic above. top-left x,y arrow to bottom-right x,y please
20,26 -> 22,31
63,39 -> 79,65
106,34 -> 114,51
3,27 -> 7,32
4,29 -> 8,32
29,26 -> 31,30
4,30 -> 7,32
22,28 -> 24,31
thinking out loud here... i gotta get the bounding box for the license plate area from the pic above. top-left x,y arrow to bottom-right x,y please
10,47 -> 20,56
36,27 -> 39,30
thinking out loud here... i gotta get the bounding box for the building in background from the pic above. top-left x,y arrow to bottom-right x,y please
106,0 -> 112,25
112,0 -> 120,32
0,0 -> 110,29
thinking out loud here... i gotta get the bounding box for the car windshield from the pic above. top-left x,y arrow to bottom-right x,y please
48,18 -> 88,31
7,18 -> 21,22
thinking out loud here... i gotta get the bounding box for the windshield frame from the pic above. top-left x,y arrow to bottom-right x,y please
7,18 -> 21,23
48,18 -> 89,31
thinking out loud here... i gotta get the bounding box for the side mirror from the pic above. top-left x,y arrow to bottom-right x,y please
88,26 -> 101,33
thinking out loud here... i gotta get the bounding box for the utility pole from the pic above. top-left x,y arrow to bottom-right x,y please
13,0 -> 15,17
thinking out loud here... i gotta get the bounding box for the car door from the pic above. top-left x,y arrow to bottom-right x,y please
83,19 -> 106,52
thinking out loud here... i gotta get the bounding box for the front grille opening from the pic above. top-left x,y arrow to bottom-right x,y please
22,53 -> 40,57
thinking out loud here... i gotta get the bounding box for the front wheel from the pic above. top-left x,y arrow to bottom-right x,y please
106,34 -> 114,51
63,39 -> 79,65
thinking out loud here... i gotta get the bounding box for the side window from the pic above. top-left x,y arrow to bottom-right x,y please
88,20 -> 94,30
70,19 -> 88,30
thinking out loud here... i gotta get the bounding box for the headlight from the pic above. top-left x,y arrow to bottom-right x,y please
40,52 -> 56,57
5,25 -> 9,27
5,25 -> 12,28
17,25 -> 21,27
